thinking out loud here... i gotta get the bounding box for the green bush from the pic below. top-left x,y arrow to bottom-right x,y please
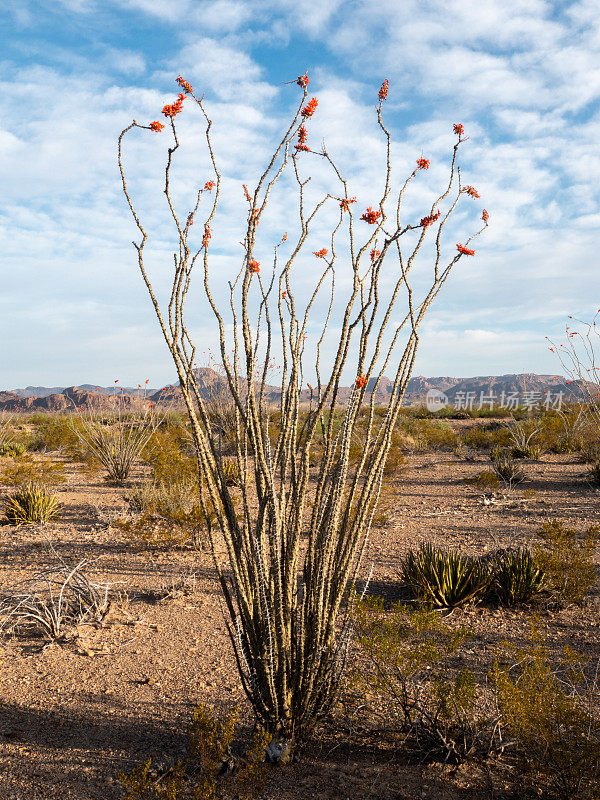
401,543 -> 490,608
4,483 -> 61,525
492,634 -> 600,799
352,597 -> 498,763
535,521 -> 599,605
119,704 -> 269,799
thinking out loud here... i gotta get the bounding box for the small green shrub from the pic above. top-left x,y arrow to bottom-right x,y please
492,634 -> 600,799
4,483 -> 61,525
535,521 -> 599,605
490,548 -> 545,606
465,469 -> 500,490
352,598 -> 498,763
460,423 -> 510,451
1,455 -> 67,487
401,543 -> 490,608
0,441 -> 26,457
119,704 -> 269,800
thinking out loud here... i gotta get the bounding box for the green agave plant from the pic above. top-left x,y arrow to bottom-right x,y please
491,548 -> 544,606
5,483 -> 61,525
401,543 -> 490,609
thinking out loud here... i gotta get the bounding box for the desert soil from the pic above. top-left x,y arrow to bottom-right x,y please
0,442 -> 599,799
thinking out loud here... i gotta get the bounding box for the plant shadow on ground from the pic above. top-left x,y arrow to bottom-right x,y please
0,699 -> 189,799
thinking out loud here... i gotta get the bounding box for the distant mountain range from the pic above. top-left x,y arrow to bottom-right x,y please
0,371 -> 591,412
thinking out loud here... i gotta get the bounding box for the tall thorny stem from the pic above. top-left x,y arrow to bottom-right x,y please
118,76 -> 488,748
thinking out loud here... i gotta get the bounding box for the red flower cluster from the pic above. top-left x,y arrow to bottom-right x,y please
281,290 -> 287,298
248,259 -> 260,274
243,184 -> 252,202
150,121 -> 164,132
361,206 -> 382,224
416,157 -> 430,170
456,243 -> 475,256
202,224 -> 211,248
204,180 -> 215,191
339,197 -> 357,212
313,248 -> 328,258
250,207 -> 260,224
370,248 -> 381,262
378,79 -> 389,101
301,97 -> 319,117
453,123 -> 464,137
295,144 -> 310,152
355,374 -> 367,389
163,93 -> 185,118
463,185 -> 480,198
482,209 -> 489,223
187,212 -> 194,226
176,75 -> 193,94
298,125 -> 308,144
297,72 -> 309,88
420,210 -> 441,228
282,232 -> 288,242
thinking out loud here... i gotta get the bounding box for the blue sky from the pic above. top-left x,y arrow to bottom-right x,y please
1,0 -> 599,388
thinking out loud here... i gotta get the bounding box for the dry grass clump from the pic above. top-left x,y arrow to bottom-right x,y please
0,558 -> 109,639
4,483 -> 61,525
465,469 -> 500,490
490,450 -> 526,487
119,704 -> 269,800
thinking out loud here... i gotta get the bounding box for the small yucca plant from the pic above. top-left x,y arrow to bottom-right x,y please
401,543 -> 490,608
5,483 -> 61,525
490,548 -> 545,606
492,451 -> 526,486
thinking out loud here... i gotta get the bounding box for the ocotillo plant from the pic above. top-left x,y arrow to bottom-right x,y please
118,74 -> 488,754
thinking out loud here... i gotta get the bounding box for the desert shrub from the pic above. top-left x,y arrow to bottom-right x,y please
492,635 -> 600,799
142,426 -> 197,484
397,418 -> 458,451
539,406 -> 590,454
0,441 -> 26,457
4,483 -> 61,525
352,598 -> 499,763
123,477 -> 208,547
506,417 -> 543,459
401,543 -> 490,608
460,423 -> 511,451
119,704 -> 269,799
535,521 -> 599,605
588,462 -> 600,486
464,469 -> 500,490
491,450 -> 526,486
1,455 -> 67,487
0,558 -> 109,639
489,548 -> 545,606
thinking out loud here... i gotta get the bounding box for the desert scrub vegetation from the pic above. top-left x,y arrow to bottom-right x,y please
400,544 -> 547,609
492,633 -> 600,799
72,400 -> 160,485
120,704 -> 269,800
4,482 -> 61,525
401,544 -> 490,609
351,598 -> 501,763
119,71 -> 488,756
0,557 -> 109,639
490,449 -> 526,487
535,520 -> 599,605
1,454 -> 67,487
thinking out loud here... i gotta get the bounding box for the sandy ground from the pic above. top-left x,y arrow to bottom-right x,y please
0,445 -> 599,799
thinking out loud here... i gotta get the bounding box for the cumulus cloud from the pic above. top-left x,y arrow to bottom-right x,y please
1,0 -> 599,386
